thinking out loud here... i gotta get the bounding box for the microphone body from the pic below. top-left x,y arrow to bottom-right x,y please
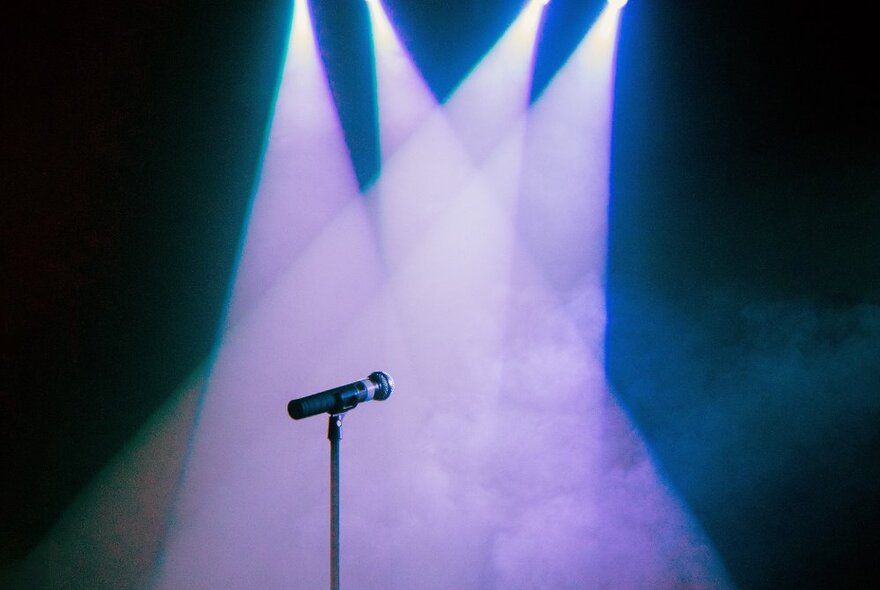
288,371 -> 394,420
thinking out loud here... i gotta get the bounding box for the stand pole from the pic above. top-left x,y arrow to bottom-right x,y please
328,413 -> 345,590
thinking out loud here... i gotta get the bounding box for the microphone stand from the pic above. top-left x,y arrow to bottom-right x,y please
288,372 -> 392,589
328,413 -> 345,590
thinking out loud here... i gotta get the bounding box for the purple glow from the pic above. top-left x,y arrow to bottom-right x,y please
152,1 -> 390,586
367,0 -> 438,158
8,4 -> 733,589
443,0 -> 544,164
367,4 -> 732,587
224,0 -> 363,327
518,6 -> 620,292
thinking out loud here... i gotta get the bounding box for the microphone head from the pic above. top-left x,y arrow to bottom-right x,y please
287,399 -> 305,420
369,371 -> 394,401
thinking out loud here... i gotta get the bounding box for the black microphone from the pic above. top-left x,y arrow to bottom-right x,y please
287,371 -> 394,420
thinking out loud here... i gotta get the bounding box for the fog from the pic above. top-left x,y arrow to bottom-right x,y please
2,3 -> 733,588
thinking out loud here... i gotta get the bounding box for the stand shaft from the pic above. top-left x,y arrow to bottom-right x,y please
328,414 -> 344,590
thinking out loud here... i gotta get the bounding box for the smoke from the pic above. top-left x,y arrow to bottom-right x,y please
142,250 -> 733,590
2,4 -> 739,589
607,286 -> 880,587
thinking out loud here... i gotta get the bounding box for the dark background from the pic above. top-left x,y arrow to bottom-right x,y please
2,0 -> 878,587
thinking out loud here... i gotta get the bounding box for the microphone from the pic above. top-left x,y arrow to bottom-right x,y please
287,371 -> 394,420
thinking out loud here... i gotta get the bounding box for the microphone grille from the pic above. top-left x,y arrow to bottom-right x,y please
369,371 -> 394,401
